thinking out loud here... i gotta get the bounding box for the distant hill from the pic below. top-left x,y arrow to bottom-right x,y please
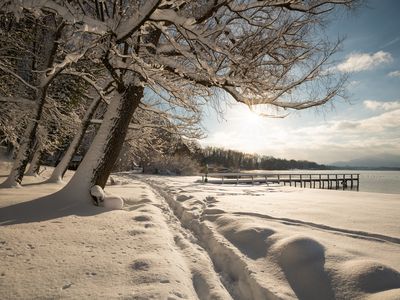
330,154 -> 400,169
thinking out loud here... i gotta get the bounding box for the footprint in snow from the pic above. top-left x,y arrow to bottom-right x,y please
133,215 -> 151,222
132,260 -> 150,271
62,283 -> 73,290
176,195 -> 193,202
205,196 -> 217,203
128,230 -> 146,236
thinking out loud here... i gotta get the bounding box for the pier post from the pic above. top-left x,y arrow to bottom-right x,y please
319,174 -> 321,188
300,175 -> 303,188
357,174 -> 360,190
351,174 -> 353,189
289,174 -> 292,186
310,174 -> 312,188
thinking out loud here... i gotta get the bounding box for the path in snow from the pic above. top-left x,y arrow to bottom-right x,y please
136,174 -> 400,300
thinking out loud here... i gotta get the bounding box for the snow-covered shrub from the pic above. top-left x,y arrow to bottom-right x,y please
146,154 -> 200,176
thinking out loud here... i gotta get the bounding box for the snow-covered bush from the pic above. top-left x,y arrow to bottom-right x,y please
146,154 -> 200,176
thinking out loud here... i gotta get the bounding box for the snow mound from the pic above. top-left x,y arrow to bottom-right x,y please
274,236 -> 325,266
103,195 -> 124,210
272,236 -> 334,299
216,216 -> 275,259
340,260 -> 400,293
90,185 -> 123,209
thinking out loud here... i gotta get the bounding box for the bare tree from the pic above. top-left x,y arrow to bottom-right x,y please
0,12 -> 63,186
113,102 -> 204,173
47,92 -> 105,183
3,0 -> 358,202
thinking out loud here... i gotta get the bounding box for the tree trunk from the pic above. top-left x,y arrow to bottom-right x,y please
47,96 -> 102,183
6,143 -> 14,159
0,87 -> 47,187
62,84 -> 143,201
0,15 -> 61,188
25,147 -> 42,176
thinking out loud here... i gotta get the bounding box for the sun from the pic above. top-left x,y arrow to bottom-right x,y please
236,105 -> 270,129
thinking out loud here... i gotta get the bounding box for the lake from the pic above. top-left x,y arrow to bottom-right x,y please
249,170 -> 400,195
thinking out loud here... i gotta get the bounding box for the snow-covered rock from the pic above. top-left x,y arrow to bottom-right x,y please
90,185 -> 105,198
90,185 -> 124,209
90,185 -> 105,205
103,195 -> 124,210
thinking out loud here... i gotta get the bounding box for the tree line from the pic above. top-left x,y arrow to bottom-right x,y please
200,147 -> 329,171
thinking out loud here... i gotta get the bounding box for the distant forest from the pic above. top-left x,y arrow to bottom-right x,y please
200,147 -> 329,171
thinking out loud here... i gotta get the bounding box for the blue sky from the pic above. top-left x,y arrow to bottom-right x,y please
200,0 -> 400,166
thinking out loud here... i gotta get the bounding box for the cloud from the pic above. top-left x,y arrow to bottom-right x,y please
356,109 -> 400,131
337,51 -> 392,73
335,121 -> 360,130
382,36 -> 400,49
363,100 -> 400,111
388,70 -> 400,77
348,80 -> 360,87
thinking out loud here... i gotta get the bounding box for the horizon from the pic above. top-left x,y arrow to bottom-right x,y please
199,144 -> 400,169
200,0 -> 400,167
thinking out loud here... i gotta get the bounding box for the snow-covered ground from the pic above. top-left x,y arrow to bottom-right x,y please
1,164 -> 399,299
141,175 -> 400,300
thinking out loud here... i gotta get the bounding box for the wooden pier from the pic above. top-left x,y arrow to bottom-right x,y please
201,172 -> 360,190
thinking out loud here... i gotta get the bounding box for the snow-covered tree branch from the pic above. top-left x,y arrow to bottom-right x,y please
1,0 -> 360,205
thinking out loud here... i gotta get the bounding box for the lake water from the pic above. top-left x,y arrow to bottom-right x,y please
250,170 -> 400,195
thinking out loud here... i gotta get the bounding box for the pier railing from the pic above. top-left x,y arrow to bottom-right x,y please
200,172 -> 360,190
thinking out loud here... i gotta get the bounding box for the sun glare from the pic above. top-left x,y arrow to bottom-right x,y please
228,105 -> 267,133
241,107 -> 265,127
214,103 -> 294,154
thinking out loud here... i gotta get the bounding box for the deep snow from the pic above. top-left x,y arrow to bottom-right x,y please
1,165 -> 399,299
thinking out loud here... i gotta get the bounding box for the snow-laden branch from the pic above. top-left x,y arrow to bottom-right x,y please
90,118 -> 138,130
5,0 -> 108,34
0,96 -> 35,106
60,70 -> 110,104
115,0 -> 162,43
226,0 -> 355,14
90,119 -> 193,131
0,61 -> 37,91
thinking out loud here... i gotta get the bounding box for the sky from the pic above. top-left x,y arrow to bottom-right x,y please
200,0 -> 400,166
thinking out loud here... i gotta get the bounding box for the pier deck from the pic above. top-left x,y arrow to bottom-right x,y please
201,172 -> 360,190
